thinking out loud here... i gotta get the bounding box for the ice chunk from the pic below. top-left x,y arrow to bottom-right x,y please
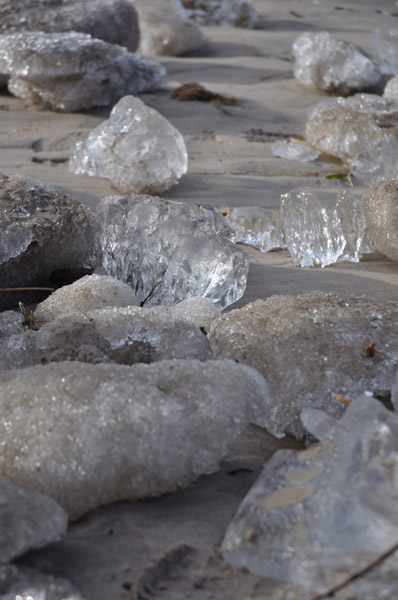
0,565 -> 85,599
0,311 -> 24,337
372,28 -> 398,75
280,188 -> 372,268
271,139 -> 320,162
300,408 -> 337,440
221,206 -> 285,253
293,31 -> 381,95
0,32 -> 165,112
383,74 -> 398,98
305,94 -> 398,160
153,296 -> 221,330
98,195 -> 248,308
0,474 -> 67,564
181,0 -> 258,27
392,370 -> 398,411
136,0 -> 206,56
0,170 -> 99,311
35,274 -> 138,326
362,179 -> 398,262
0,360 -> 269,519
208,292 -> 398,438
350,139 -> 398,186
70,96 -> 187,193
222,397 -> 398,596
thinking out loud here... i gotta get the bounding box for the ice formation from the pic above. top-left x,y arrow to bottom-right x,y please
383,74 -> 398,98
151,296 -> 221,330
35,274 -> 138,326
372,28 -> 398,74
0,565 -> 85,599
221,206 -> 285,253
299,408 -> 337,441
181,0 -> 258,27
98,195 -> 248,308
70,96 -> 187,194
349,139 -> 398,186
0,0 -> 139,52
208,292 -> 398,438
136,0 -> 206,56
271,139 -> 320,162
0,360 -> 269,519
222,397 -> 398,596
0,32 -> 165,112
362,179 -> 398,262
305,94 -> 398,160
280,188 -> 372,268
293,31 -> 381,95
0,311 -> 24,337
0,171 -> 99,310
0,474 -> 67,564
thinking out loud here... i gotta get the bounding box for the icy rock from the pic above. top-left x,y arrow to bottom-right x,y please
349,139 -> 398,186
280,188 -> 372,268
372,28 -> 398,75
0,474 -> 67,564
362,179 -> 398,262
0,32 -> 165,112
221,206 -> 285,253
0,565 -> 85,599
136,0 -> 206,56
300,408 -> 337,441
0,360 -> 269,519
305,94 -> 398,160
0,311 -> 24,337
70,96 -> 186,193
98,195 -> 248,308
0,171 -> 99,311
181,0 -> 258,27
383,74 -> 398,98
0,0 -> 139,52
208,292 -> 398,438
271,139 -> 320,162
222,397 -> 398,595
292,31 -> 381,95
35,274 -> 138,326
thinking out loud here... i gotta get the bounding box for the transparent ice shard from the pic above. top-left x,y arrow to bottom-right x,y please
0,565 -> 85,599
293,31 -> 381,95
222,397 -> 398,596
222,206 -> 285,253
181,0 -> 258,27
362,179 -> 398,262
372,28 -> 398,75
69,96 -> 187,194
349,139 -> 398,187
271,139 -> 320,162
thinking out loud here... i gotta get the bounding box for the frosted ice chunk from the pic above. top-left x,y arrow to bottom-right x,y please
181,0 -> 258,27
208,292 -> 398,438
280,188 -> 372,268
362,179 -> 398,262
0,170 -> 99,311
293,31 -> 381,95
0,474 -> 67,564
222,397 -> 398,595
271,139 -> 320,162
70,96 -> 187,194
136,0 -> 206,56
154,296 -> 221,330
0,565 -> 85,599
305,94 -> 398,160
383,74 -> 398,98
0,32 -> 165,112
372,28 -> 398,75
35,274 -> 138,326
300,408 -> 337,440
0,360 -> 269,519
0,311 -> 24,337
221,206 -> 285,253
350,139 -> 398,186
98,194 -> 248,309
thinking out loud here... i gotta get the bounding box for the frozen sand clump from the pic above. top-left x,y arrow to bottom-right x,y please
209,292 -> 398,438
70,96 -> 187,193
222,397 -> 398,597
0,32 -> 164,112
293,31 -> 381,95
181,0 -> 257,28
0,360 -> 269,519
362,179 -> 398,262
0,565 -> 85,599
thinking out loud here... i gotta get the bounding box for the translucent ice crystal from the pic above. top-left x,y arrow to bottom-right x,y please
221,206 -> 285,253
349,139 -> 398,186
181,0 -> 258,27
293,31 -> 381,95
280,188 -> 372,268
0,32 -> 165,112
0,474 -> 67,564
0,0 -> 139,52
362,179 -> 398,262
69,96 -> 187,193
0,565 -> 85,599
271,139 -> 320,162
372,28 -> 398,75
98,194 -> 248,308
305,94 -> 398,160
208,292 -> 398,438
0,360 -> 269,519
222,397 -> 398,595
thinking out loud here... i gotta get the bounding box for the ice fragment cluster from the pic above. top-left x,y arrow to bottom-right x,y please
0,32 -> 165,112
362,179 -> 398,262
222,397 -> 398,596
293,31 -> 381,95
0,565 -> 85,600
221,206 -> 285,253
0,360 -> 269,519
70,96 -> 187,193
372,28 -> 398,74
208,292 -> 398,438
181,0 -> 257,27
98,194 -> 248,308
271,139 -> 320,162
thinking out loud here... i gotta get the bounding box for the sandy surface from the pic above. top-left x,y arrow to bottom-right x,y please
2,0 -> 398,598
